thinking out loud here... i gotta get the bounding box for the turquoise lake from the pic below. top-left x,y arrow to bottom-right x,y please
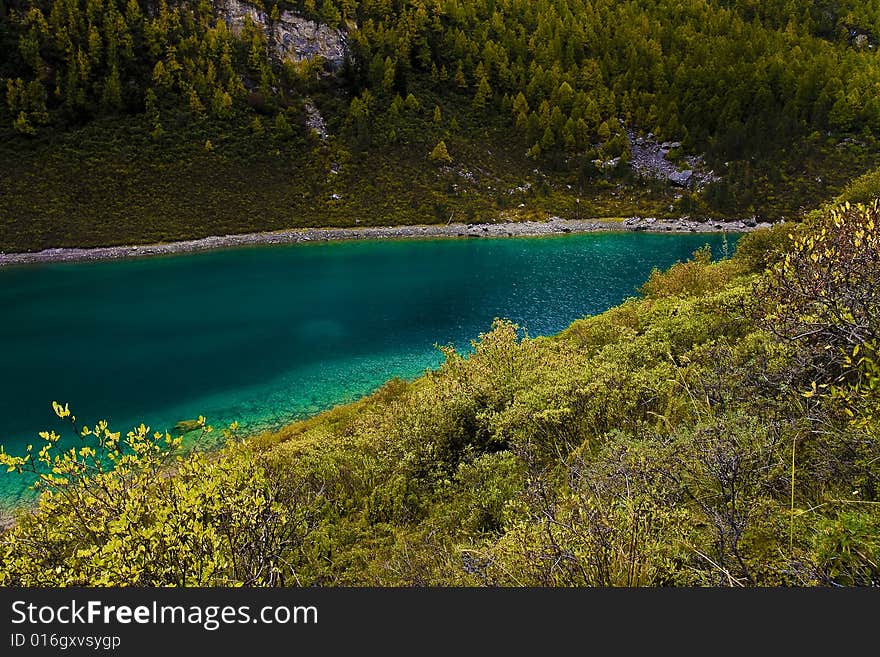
0,231 -> 737,510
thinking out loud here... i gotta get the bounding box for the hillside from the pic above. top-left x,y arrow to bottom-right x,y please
2,198 -> 878,586
1,0 -> 879,587
3,0 -> 880,251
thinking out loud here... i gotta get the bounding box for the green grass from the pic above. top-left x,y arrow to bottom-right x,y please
0,112 -> 667,251
1,108 -> 878,252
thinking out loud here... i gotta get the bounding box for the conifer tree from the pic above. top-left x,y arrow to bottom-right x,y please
429,139 -> 452,164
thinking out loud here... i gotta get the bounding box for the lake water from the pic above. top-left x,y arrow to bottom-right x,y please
0,231 -> 736,509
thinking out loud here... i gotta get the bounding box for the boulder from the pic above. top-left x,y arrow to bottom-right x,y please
668,169 -> 693,186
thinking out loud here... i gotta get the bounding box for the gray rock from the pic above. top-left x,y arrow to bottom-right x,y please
220,0 -> 349,71
304,98 -> 329,138
668,169 -> 693,186
626,129 -> 718,189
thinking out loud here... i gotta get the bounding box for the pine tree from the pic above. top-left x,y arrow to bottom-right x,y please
101,67 -> 123,110
512,91 -> 529,117
429,140 -> 452,164
454,62 -> 467,89
274,111 -> 292,138
186,86 -> 205,118
145,88 -> 159,122
87,25 -> 102,68
473,76 -> 492,111
382,57 -> 396,92
153,60 -> 172,90
12,110 -> 36,135
320,0 -> 341,26
211,88 -> 233,118
405,93 -> 421,112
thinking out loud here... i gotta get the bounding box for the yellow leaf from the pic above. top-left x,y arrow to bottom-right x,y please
52,401 -> 71,418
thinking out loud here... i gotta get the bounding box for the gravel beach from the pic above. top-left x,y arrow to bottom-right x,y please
0,216 -> 770,267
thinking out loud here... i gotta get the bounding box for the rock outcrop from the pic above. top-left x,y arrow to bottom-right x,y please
627,130 -> 719,190
219,0 -> 349,71
304,98 -> 329,139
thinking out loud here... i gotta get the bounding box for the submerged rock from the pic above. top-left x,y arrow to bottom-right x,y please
172,419 -> 204,435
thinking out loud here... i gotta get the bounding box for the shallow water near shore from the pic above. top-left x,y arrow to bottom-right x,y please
0,231 -> 737,510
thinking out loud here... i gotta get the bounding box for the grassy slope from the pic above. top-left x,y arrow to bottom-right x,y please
2,97 -> 878,252
0,116 -> 664,251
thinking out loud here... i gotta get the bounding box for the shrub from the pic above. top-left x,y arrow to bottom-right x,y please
760,201 -> 880,385
0,405 -> 316,586
639,246 -> 735,298
732,221 -> 795,273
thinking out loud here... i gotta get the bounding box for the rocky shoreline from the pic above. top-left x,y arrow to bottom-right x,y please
0,217 -> 771,267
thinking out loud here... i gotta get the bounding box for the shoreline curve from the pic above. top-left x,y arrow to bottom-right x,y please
0,216 -> 770,267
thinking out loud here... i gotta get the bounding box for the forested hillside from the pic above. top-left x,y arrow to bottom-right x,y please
2,199 -> 878,586
3,0 -> 880,249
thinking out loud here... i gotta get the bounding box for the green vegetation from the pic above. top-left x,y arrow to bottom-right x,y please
428,139 -> 451,164
4,0 -> 880,250
0,114 -> 663,251
2,200 -> 878,586
1,0 -> 879,587
829,162 -> 880,206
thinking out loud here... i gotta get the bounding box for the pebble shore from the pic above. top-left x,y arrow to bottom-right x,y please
0,216 -> 772,267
